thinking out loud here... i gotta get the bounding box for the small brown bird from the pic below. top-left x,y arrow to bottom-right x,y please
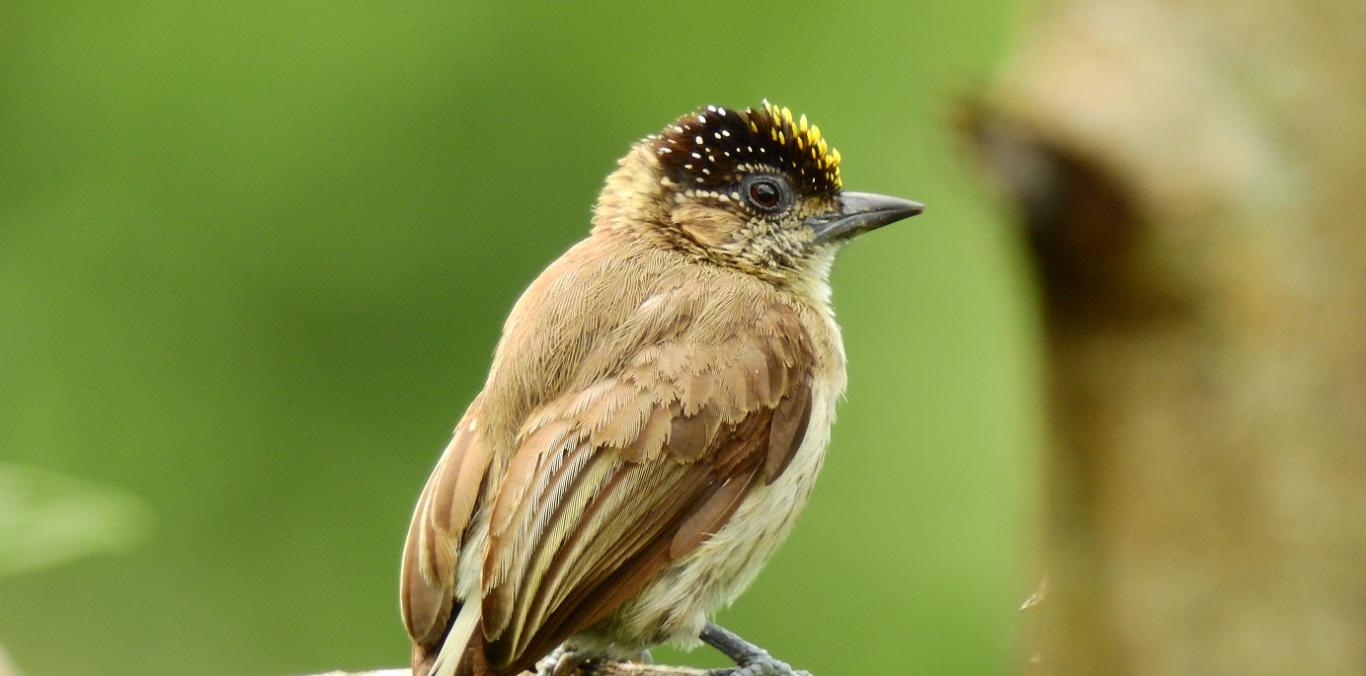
400,101 -> 923,676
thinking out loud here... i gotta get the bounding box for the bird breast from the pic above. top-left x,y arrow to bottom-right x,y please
587,318 -> 846,652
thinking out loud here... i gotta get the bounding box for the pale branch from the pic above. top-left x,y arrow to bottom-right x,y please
314,662 -> 713,676
315,624 -> 804,675
578,663 -> 711,676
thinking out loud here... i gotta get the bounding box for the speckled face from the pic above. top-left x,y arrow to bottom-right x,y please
648,102 -> 845,276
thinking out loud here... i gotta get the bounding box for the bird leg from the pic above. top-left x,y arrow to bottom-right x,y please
699,624 -> 810,676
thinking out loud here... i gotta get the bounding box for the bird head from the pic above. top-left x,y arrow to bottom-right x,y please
593,101 -> 924,286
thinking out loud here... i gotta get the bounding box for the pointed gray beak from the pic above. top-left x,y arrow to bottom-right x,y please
807,191 -> 925,243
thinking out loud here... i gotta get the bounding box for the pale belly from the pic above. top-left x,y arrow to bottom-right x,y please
584,377 -> 841,651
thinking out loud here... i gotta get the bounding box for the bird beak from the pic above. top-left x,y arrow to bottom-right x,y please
806,191 -> 925,243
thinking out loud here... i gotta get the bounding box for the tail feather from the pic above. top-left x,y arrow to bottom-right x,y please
430,601 -> 491,676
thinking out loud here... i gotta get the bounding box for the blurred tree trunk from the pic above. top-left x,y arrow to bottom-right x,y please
970,1 -> 1366,674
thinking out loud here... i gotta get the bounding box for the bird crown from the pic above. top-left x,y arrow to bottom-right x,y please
653,100 -> 842,196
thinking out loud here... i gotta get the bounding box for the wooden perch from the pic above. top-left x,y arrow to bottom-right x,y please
315,662 -> 712,676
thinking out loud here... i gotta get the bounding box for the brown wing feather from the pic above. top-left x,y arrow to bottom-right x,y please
478,312 -> 814,673
765,378 -> 812,482
401,395 -> 494,651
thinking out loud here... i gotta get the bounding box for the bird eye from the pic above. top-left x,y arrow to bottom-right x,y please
741,175 -> 790,212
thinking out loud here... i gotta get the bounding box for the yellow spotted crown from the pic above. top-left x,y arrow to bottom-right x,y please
654,100 -> 842,196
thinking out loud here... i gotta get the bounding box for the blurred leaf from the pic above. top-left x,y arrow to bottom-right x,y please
0,644 -> 23,676
0,464 -> 153,577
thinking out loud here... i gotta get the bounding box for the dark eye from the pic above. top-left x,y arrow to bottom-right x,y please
741,175 -> 790,212
749,180 -> 779,208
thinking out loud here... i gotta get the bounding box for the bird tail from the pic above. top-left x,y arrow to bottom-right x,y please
428,601 -> 492,676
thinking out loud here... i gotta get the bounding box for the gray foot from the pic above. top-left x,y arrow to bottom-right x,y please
700,623 -> 810,676
534,644 -> 583,676
541,647 -> 655,675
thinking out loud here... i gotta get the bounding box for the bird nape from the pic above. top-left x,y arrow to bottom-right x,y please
398,101 -> 922,676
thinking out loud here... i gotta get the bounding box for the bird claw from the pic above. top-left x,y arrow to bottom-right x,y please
536,647 -> 654,675
533,644 -> 583,676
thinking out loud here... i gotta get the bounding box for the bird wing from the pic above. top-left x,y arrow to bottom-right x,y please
401,393 -> 495,651
478,304 -> 814,672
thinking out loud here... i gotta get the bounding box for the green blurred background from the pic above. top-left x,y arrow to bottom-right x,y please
0,2 -> 1038,674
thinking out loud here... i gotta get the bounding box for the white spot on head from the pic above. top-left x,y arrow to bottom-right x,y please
691,152 -> 702,159
695,136 -> 704,144
659,147 -> 672,154
721,129 -> 731,137
697,115 -> 707,124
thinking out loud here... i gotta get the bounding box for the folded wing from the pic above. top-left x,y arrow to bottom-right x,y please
478,306 -> 814,673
